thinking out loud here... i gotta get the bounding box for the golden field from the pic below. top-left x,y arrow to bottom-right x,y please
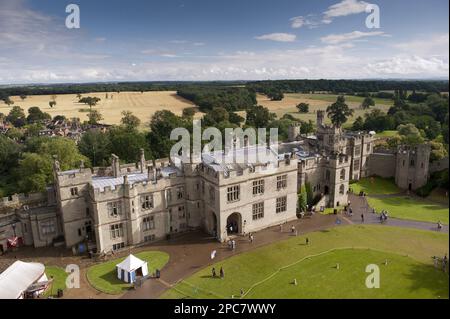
0,91 -> 197,127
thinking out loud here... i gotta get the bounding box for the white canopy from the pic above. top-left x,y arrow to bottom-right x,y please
116,254 -> 148,283
116,254 -> 146,272
0,261 -> 47,299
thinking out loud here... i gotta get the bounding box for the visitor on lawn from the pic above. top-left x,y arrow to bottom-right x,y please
361,214 -> 364,223
220,267 -> 224,279
291,225 -> 296,233
212,267 -> 216,278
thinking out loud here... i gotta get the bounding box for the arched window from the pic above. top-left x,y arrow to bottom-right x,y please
339,184 -> 345,195
340,169 -> 345,180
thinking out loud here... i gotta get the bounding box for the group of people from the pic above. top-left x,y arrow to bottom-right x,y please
433,254 -> 448,272
379,210 -> 389,223
211,266 -> 225,279
227,239 -> 237,250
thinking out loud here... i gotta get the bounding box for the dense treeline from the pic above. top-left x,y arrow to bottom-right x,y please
0,81 -> 246,97
247,80 -> 449,95
3,79 -> 446,100
177,86 -> 257,112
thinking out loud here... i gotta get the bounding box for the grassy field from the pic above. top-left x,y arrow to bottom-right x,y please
257,93 -> 393,125
87,251 -> 169,294
43,266 -> 68,297
367,196 -> 449,225
350,177 -> 401,196
0,91 -> 196,127
161,225 -> 449,299
375,130 -> 399,138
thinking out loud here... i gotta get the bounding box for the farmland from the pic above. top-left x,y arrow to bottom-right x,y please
0,91 -> 196,127
256,93 -> 393,125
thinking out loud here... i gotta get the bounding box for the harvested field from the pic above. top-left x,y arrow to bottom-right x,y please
0,91 -> 198,127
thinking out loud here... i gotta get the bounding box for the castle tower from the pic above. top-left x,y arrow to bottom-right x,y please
287,124 -> 301,142
317,110 -> 325,127
395,144 -> 431,191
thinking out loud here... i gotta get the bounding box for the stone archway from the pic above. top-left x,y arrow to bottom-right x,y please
226,212 -> 242,235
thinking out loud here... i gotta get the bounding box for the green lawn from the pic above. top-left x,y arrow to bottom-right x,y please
43,266 -> 68,297
350,177 -> 401,195
244,249 -> 448,299
87,251 -> 169,294
367,196 -> 449,225
375,130 -> 399,138
161,225 -> 448,299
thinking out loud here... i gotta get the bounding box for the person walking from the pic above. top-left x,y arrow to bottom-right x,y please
291,225 -> 296,234
361,213 -> 364,223
232,239 -> 236,250
249,233 -> 254,243
306,237 -> 309,245
443,254 -> 448,272
220,267 -> 224,279
212,267 -> 216,278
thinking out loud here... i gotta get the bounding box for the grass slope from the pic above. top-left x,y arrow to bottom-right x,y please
350,177 -> 400,196
161,225 -> 448,299
367,196 -> 449,225
87,251 -> 169,294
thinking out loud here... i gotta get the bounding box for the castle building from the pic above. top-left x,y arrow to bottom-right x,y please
0,113 -> 437,254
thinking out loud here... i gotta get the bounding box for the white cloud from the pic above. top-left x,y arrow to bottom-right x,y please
365,55 -> 449,76
321,31 -> 385,44
290,15 -> 323,29
323,0 -> 369,19
255,33 -> 297,42
393,33 -> 449,57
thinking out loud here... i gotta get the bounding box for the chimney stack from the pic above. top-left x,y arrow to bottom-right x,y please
111,154 -> 120,178
139,148 -> 145,173
147,165 -> 154,181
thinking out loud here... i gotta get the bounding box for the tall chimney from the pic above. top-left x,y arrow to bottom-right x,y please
317,110 -> 324,127
111,154 -> 120,178
139,148 -> 145,173
147,165 -> 154,181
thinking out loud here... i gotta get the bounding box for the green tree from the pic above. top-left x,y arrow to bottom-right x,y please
352,116 -> 364,131
326,96 -> 354,128
182,107 -> 196,118
108,126 -> 148,163
430,141 -> 448,162
27,106 -> 51,123
147,110 -> 189,159
0,135 -> 21,175
88,110 -> 103,125
298,186 -> 308,212
246,105 -> 276,128
296,103 -> 309,113
78,130 -> 111,166
6,106 -> 26,127
361,97 -> 375,109
120,110 -> 141,129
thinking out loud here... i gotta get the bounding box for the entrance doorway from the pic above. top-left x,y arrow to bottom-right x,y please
226,213 -> 242,235
324,185 -> 330,195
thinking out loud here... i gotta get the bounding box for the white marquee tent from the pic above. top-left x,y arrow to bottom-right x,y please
116,254 -> 148,283
0,261 -> 48,299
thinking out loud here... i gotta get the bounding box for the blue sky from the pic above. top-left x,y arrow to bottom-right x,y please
0,0 -> 448,84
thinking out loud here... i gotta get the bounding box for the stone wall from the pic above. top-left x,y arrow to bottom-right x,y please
368,153 -> 396,178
